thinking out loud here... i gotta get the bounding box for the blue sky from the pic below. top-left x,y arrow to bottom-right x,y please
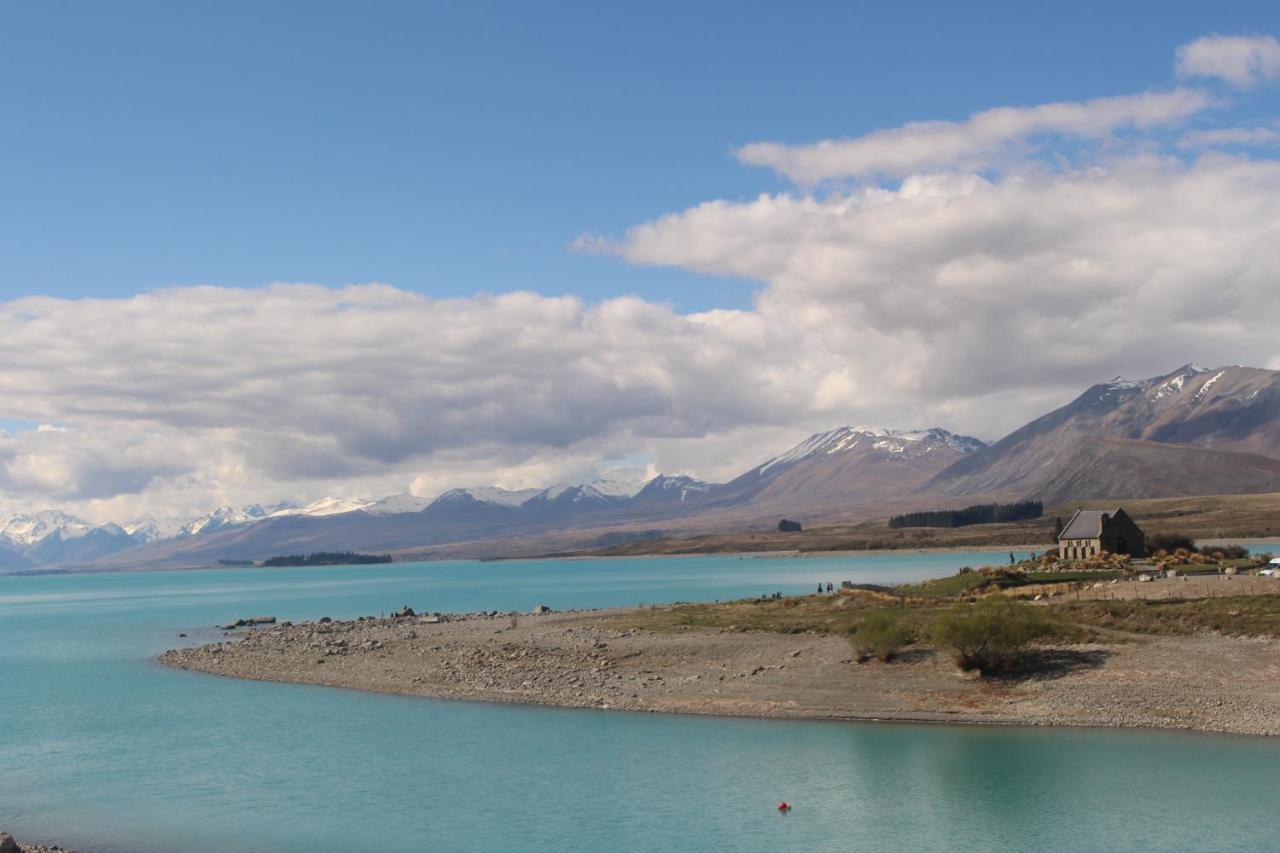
5,3 -> 1280,519
3,1 -> 1279,311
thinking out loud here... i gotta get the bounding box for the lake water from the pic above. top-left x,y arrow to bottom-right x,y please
3,552 -> 1278,852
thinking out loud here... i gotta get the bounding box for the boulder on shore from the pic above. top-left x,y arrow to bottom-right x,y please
0,832 -> 17,853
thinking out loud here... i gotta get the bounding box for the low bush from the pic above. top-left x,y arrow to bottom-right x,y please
1147,533 -> 1197,554
850,609 -> 913,663
929,599 -> 1058,676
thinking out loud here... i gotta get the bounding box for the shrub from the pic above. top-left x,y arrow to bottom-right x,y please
1147,533 -> 1197,554
850,610 -> 913,663
929,599 -> 1057,676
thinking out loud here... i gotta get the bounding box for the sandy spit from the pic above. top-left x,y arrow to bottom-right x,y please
160,607 -> 1280,736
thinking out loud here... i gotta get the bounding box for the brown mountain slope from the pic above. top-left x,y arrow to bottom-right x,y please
1035,439 -> 1280,506
929,364 -> 1280,502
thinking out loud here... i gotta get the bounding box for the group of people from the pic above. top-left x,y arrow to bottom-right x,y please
817,582 -> 834,594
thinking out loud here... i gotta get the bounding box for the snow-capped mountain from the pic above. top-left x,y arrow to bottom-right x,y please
24,522 -> 135,566
0,510 -> 137,569
0,509 -> 92,548
710,425 -> 987,511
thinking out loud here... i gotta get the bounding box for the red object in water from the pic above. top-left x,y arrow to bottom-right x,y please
777,802 -> 791,812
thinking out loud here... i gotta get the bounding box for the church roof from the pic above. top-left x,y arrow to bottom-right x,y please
1058,508 -> 1122,541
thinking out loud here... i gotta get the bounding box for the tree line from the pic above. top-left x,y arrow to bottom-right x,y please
888,501 -> 1043,529
262,551 -> 393,567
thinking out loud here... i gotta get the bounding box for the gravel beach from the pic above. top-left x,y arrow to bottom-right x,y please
160,606 -> 1280,736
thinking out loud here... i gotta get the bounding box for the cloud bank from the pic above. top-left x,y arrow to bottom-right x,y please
7,33 -> 1280,519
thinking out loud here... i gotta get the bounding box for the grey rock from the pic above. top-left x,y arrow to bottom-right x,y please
0,833 -> 17,853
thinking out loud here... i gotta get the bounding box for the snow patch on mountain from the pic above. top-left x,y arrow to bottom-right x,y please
641,474 -> 711,502
365,493 -> 431,514
435,486 -> 542,508
578,479 -> 645,499
269,496 -> 373,518
1195,370 -> 1226,400
123,516 -> 195,543
185,505 -> 280,536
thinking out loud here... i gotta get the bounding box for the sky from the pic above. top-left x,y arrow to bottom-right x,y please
3,1 -> 1280,522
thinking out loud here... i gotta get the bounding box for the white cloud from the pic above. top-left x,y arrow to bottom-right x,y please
600,153 -> 1280,428
0,285 -> 814,518
1178,125 -> 1280,148
735,90 -> 1210,182
1176,34 -> 1280,88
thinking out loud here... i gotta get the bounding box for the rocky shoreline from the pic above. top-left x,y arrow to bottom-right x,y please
0,832 -> 72,853
160,606 -> 1280,736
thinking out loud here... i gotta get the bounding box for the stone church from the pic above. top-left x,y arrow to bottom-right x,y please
1057,508 -> 1145,559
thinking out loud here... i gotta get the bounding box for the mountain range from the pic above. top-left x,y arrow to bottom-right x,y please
7,363 -> 1280,571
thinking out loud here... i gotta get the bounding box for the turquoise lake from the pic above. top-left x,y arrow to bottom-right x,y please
3,550 -> 1279,852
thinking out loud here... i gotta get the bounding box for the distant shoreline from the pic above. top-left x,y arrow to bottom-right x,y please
9,537 -> 1278,577
0,543 -> 1053,577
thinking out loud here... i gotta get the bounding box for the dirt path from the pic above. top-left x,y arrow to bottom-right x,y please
160,608 -> 1280,735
